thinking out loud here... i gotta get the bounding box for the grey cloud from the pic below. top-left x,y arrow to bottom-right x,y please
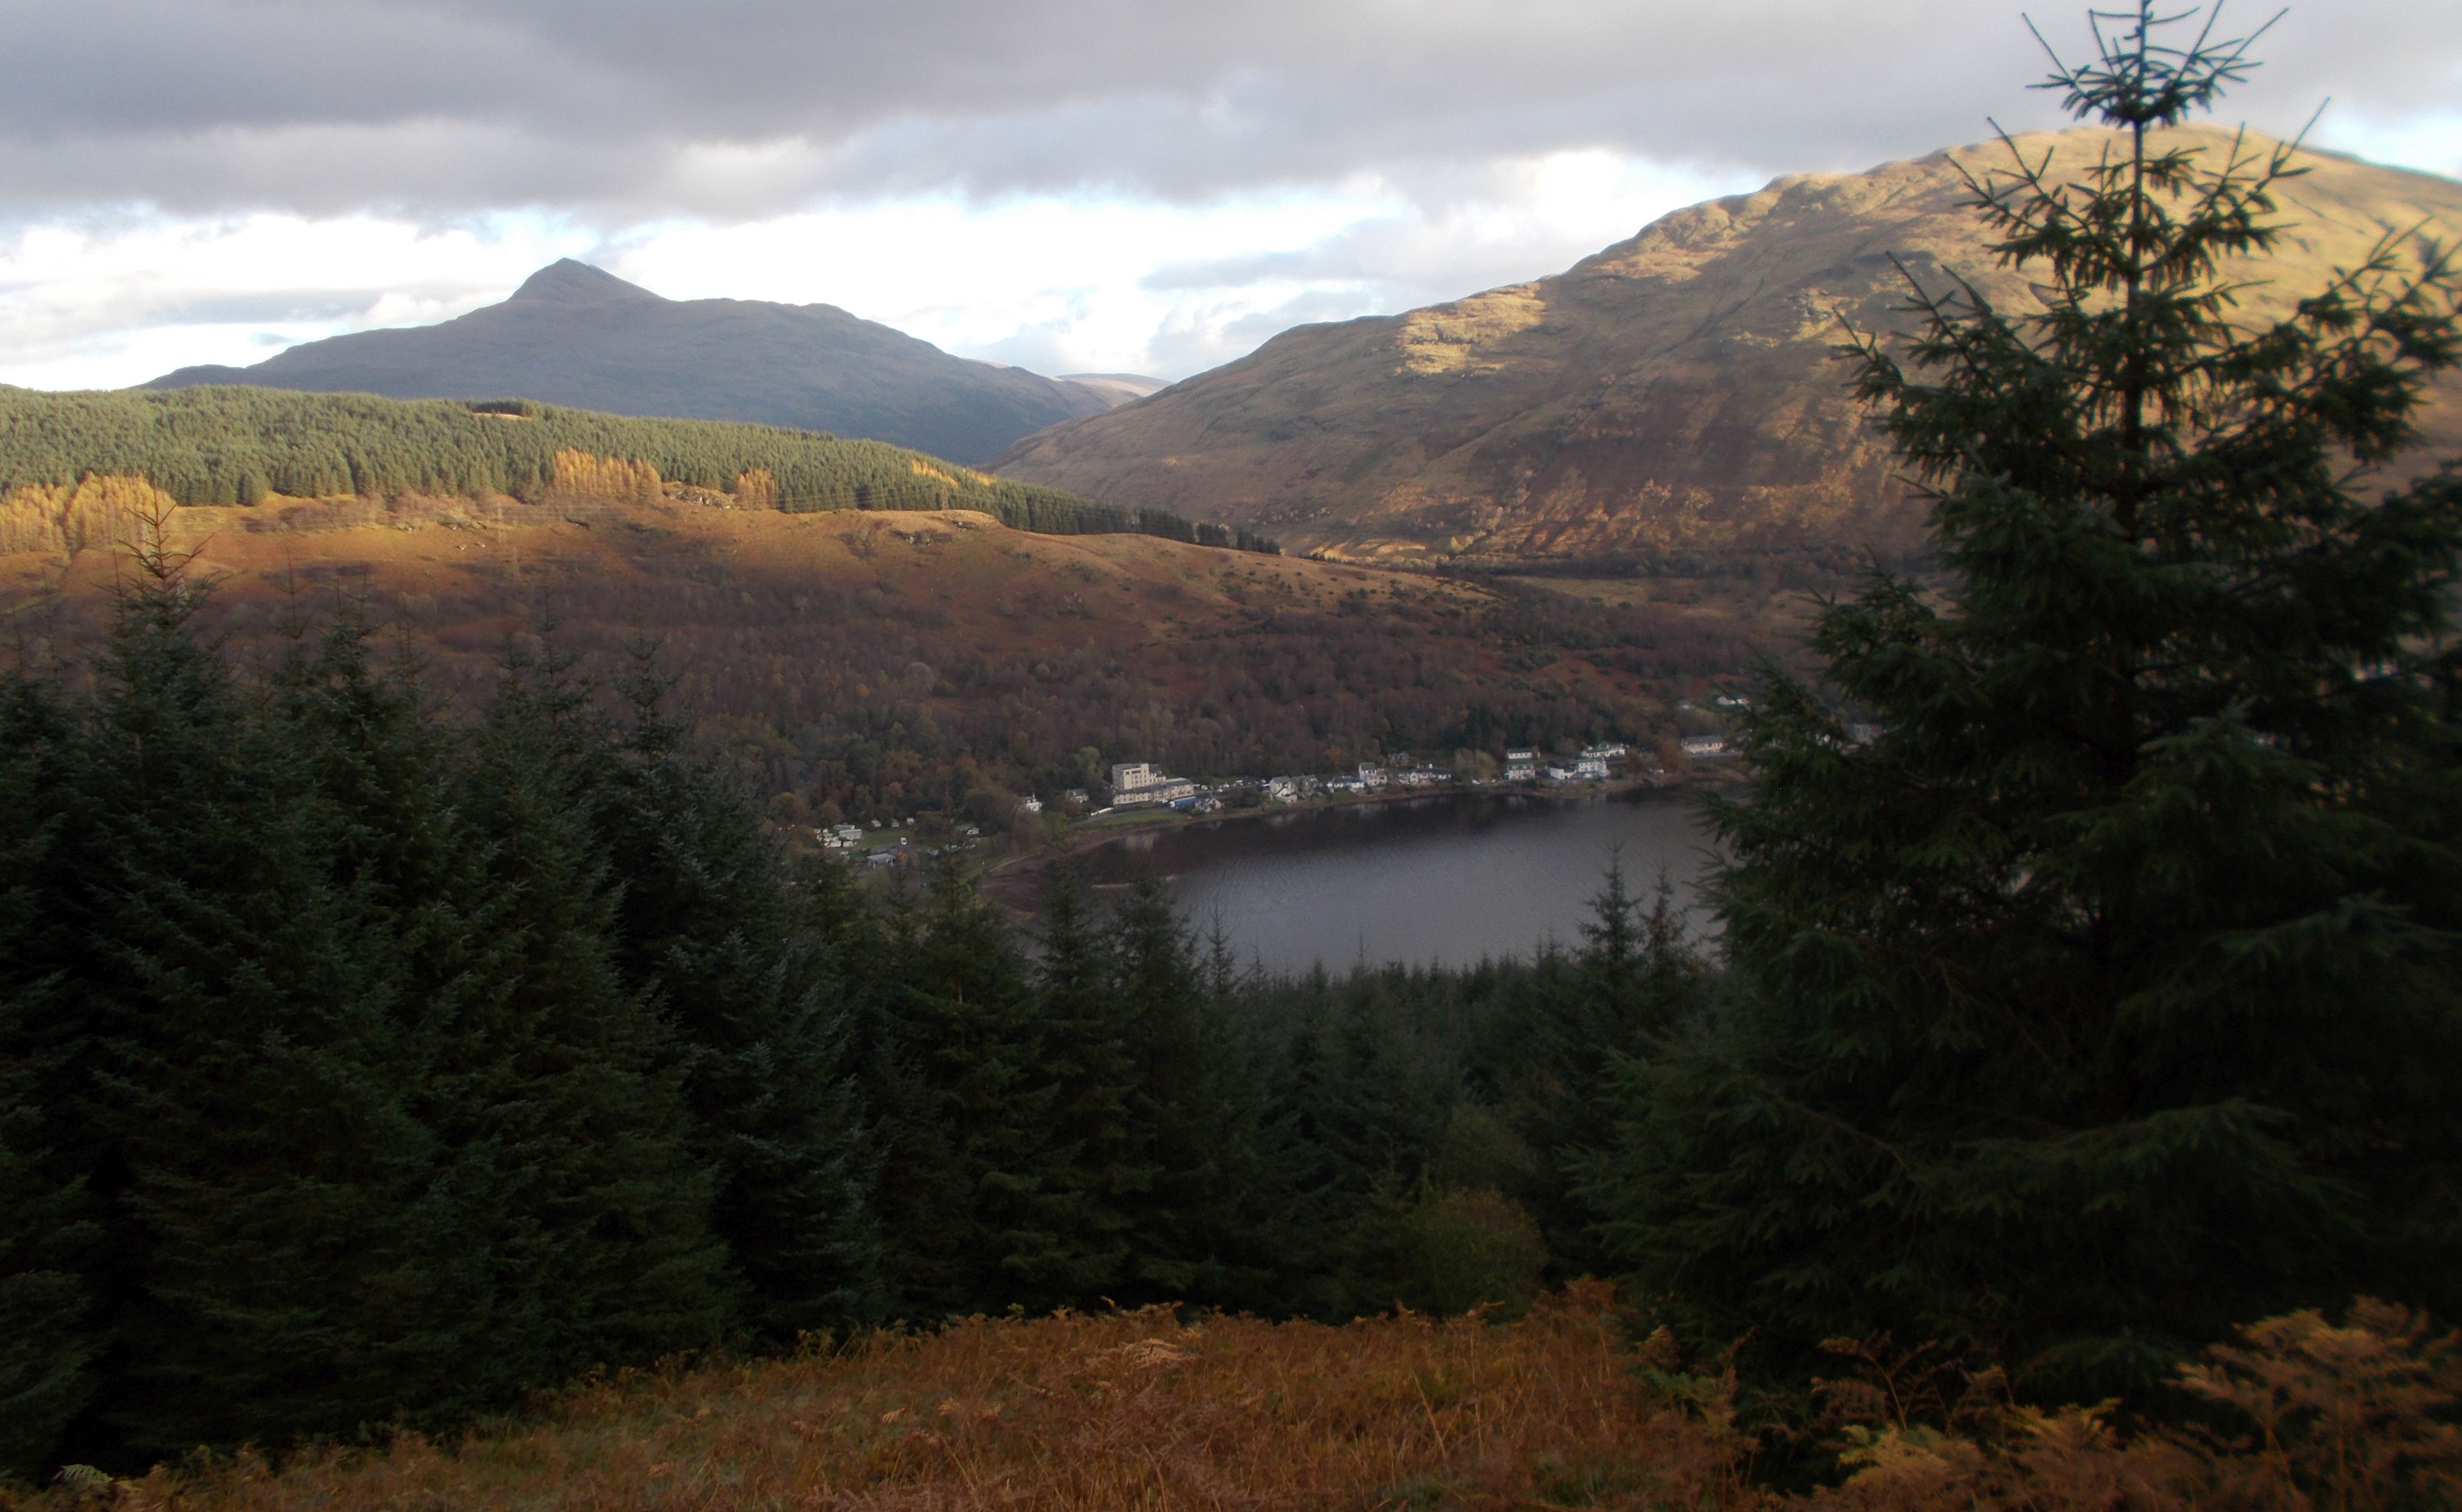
0,274 -> 414,332
2,1 -> 2453,221
0,278 -> 450,366
89,288 -> 420,328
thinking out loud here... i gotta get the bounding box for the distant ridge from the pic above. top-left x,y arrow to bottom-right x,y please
1055,373 -> 1171,407
995,126 -> 2462,567
144,260 -> 1124,464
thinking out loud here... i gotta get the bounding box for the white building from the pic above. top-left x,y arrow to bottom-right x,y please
1575,754 -> 1609,779
1107,761 -> 1198,806
1580,742 -> 1629,761
1506,748 -> 1537,781
1680,736 -> 1731,759
1019,796 -> 1043,815
1114,776 -> 1199,807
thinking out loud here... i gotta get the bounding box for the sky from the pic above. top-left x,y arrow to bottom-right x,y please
2,1 -> 2457,390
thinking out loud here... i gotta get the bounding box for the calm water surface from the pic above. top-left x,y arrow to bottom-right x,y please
1072,789 -> 1718,973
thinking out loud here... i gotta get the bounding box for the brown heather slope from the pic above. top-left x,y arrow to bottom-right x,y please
0,495 -> 1764,818
995,126 -> 2462,568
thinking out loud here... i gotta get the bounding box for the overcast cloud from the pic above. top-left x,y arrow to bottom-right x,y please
3,0 -> 2457,386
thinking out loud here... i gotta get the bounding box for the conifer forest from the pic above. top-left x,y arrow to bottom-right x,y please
0,386 -> 1263,547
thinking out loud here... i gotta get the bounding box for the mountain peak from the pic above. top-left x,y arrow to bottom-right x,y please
140,255 -> 1113,462
508,259 -> 660,306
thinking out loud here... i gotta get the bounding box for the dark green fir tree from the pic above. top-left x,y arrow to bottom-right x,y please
0,676 -> 98,1481
591,660 -> 882,1337
1018,865 -> 1144,1303
436,636 -> 737,1390
1595,3 -> 2462,1401
1513,864 -> 1708,1276
1103,875 -> 1291,1307
868,857 -> 1070,1316
61,561 -> 456,1458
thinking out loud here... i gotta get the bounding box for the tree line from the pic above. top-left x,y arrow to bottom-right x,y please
0,386 -> 1275,550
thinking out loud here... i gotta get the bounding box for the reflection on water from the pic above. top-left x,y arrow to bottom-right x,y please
1072,789 -> 1718,974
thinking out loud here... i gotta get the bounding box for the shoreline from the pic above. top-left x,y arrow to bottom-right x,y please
977,770 -> 1737,914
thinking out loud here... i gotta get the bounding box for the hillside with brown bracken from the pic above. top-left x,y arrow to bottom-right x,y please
994,126 -> 2462,569
1,491 -> 1764,821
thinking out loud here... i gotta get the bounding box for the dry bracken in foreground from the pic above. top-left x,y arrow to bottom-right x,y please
86,1285 -> 1737,1512
28,1286 -> 2462,1512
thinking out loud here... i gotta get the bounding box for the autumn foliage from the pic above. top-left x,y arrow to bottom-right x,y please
550,447 -> 665,504
0,475 -> 177,557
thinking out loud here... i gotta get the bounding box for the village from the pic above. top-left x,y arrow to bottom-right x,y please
803,730 -> 1744,869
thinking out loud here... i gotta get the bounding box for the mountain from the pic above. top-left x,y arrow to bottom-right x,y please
143,260 -> 1124,464
993,127 -> 2462,568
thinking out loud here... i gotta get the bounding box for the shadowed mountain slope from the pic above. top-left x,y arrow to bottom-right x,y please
145,260 -> 1120,464
994,127 -> 2462,567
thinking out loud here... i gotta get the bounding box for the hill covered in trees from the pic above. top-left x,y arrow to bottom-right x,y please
0,384 -> 1220,540
143,260 -> 1121,465
0,497 -> 1747,828
0,384 -> 1734,833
